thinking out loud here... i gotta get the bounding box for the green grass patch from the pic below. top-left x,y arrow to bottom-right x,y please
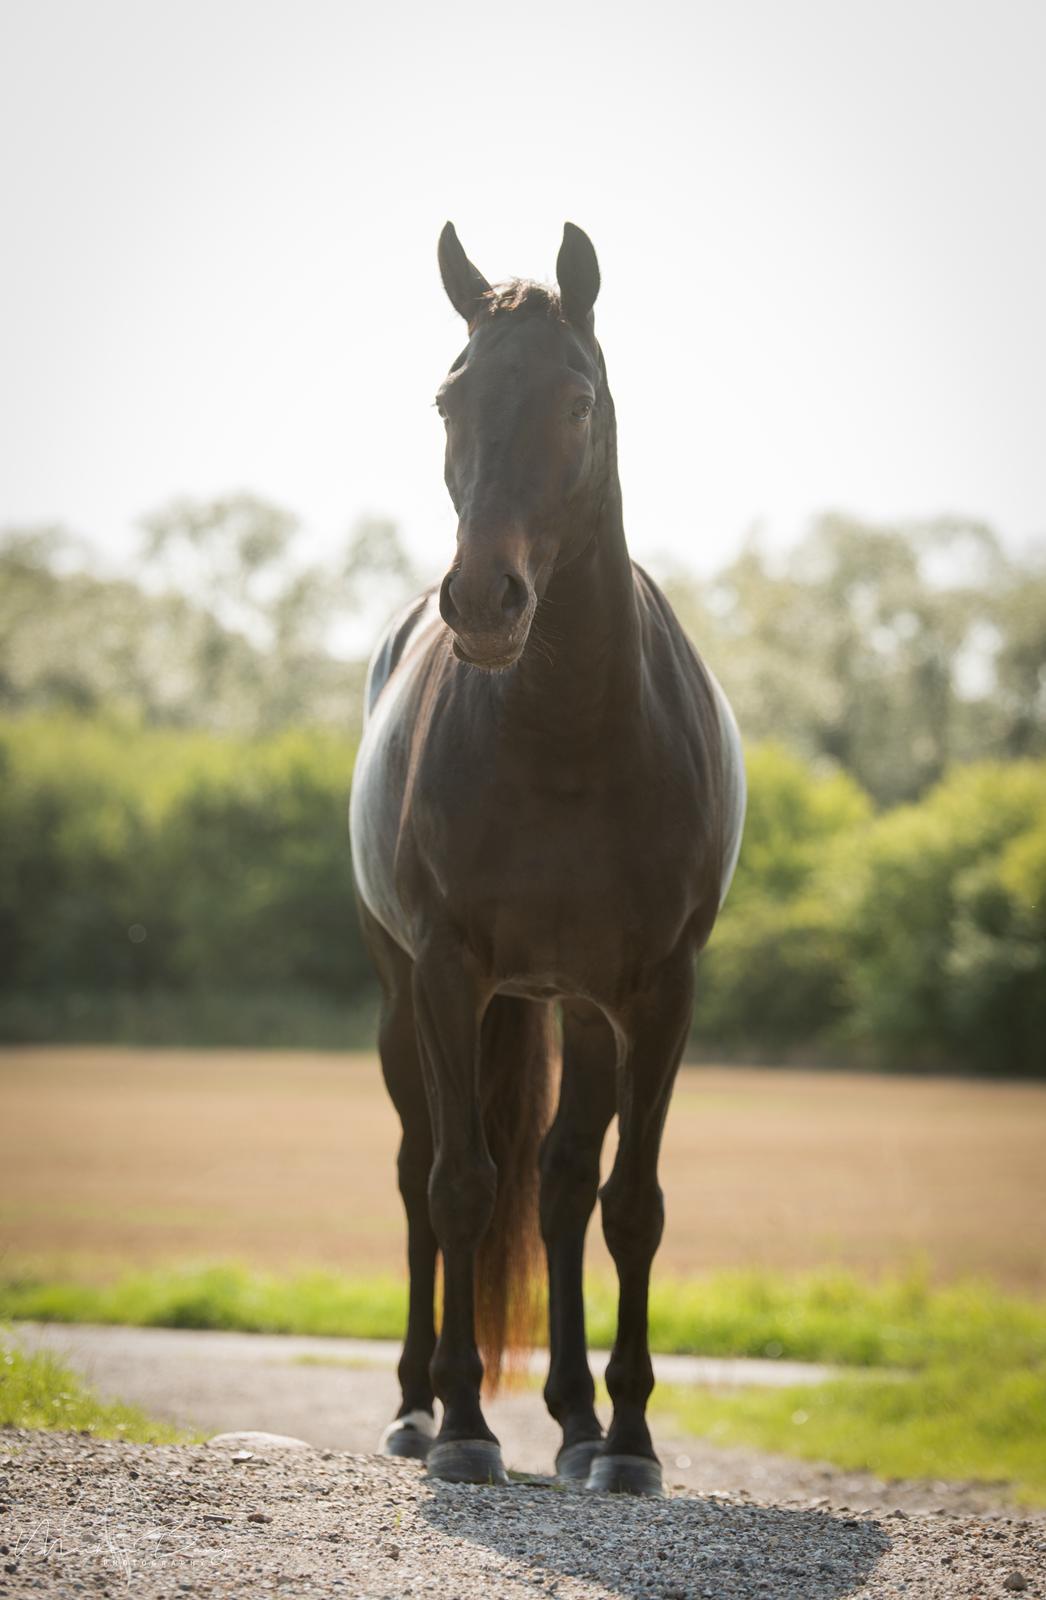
3,1262 -> 1044,1498
0,1333 -> 192,1443
0,1263 -> 409,1340
653,1361 -> 1046,1507
618,1268 -> 1046,1368
4,1262 -> 1046,1370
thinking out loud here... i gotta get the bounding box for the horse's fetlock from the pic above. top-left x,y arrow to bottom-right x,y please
605,1356 -> 655,1412
431,1342 -> 484,1405
543,1369 -> 596,1425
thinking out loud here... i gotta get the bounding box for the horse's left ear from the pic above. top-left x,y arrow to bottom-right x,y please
556,223 -> 600,326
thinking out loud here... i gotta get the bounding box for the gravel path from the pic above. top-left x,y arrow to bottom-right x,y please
5,1322 -> 1044,1598
1,1429 -> 1043,1600
12,1323 -> 1033,1518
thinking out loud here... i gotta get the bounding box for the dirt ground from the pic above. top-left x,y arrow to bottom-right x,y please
2,1046 -> 1046,1288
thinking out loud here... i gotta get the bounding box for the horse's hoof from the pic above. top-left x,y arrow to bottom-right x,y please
426,1438 -> 509,1486
379,1410 -> 435,1461
585,1453 -> 664,1496
555,1439 -> 604,1481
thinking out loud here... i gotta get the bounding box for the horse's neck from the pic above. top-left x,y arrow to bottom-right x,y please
505,497 -> 641,745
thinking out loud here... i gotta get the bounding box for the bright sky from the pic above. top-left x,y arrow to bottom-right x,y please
2,0 -> 1044,593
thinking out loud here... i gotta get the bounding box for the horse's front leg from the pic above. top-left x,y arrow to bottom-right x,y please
591,946 -> 695,1495
540,1000 -> 616,1480
358,902 -> 440,1461
411,936 -> 506,1484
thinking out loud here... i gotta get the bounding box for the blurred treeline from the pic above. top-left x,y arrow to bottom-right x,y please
2,498 -> 1044,1073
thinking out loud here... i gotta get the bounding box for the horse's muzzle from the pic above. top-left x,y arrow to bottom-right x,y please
439,566 -> 535,671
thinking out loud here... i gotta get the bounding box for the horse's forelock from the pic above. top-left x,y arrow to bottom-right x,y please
478,279 -> 563,321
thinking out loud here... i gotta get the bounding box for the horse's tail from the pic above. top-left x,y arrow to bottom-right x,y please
475,995 -> 557,1393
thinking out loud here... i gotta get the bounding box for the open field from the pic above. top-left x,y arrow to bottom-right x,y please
2,1046 -> 1045,1288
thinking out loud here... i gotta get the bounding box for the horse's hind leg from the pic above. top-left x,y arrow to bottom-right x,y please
540,1000 -> 616,1480
360,906 -> 438,1460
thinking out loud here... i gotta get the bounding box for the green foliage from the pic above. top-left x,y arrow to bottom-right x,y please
0,509 -> 384,734
694,751 -> 1046,1072
844,762 -> 1046,1072
693,746 -> 869,1049
727,744 -> 871,905
0,715 -> 371,1018
2,715 -> 1043,1069
0,1334 -> 191,1442
0,986 -> 376,1048
4,505 -> 1045,1066
665,514 -> 1046,805
6,511 -> 1045,797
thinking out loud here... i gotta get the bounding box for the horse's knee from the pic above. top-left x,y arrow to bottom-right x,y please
397,1134 -> 432,1212
539,1133 -> 601,1243
600,1174 -> 664,1264
428,1150 -> 496,1250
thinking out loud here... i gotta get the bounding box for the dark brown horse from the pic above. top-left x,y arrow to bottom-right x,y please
350,223 -> 745,1494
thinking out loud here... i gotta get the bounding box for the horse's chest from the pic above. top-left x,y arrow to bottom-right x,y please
437,782 -> 700,984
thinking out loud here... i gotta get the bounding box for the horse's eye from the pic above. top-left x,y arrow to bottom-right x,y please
571,397 -> 594,421
434,398 -> 447,419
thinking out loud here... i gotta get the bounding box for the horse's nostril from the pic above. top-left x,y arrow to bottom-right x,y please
439,570 -> 460,628
500,574 -> 526,619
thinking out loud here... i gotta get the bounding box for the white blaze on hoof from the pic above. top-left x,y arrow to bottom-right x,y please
379,1409 -> 436,1459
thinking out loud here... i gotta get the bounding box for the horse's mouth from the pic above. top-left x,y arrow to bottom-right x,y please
451,639 -> 522,672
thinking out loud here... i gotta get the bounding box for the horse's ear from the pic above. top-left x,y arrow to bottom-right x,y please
556,222 -> 600,326
438,222 -> 491,324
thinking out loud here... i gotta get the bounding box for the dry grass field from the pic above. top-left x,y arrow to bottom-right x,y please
1,1046 -> 1045,1289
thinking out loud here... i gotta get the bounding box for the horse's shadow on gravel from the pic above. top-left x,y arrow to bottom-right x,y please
420,1478 -> 891,1600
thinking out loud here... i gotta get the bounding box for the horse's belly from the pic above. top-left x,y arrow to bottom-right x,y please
350,723 -> 411,953
350,595 -> 443,956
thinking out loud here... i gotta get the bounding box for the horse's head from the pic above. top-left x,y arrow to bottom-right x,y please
435,222 -> 609,671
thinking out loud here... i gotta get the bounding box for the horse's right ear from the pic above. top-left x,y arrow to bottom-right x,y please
438,222 -> 491,324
